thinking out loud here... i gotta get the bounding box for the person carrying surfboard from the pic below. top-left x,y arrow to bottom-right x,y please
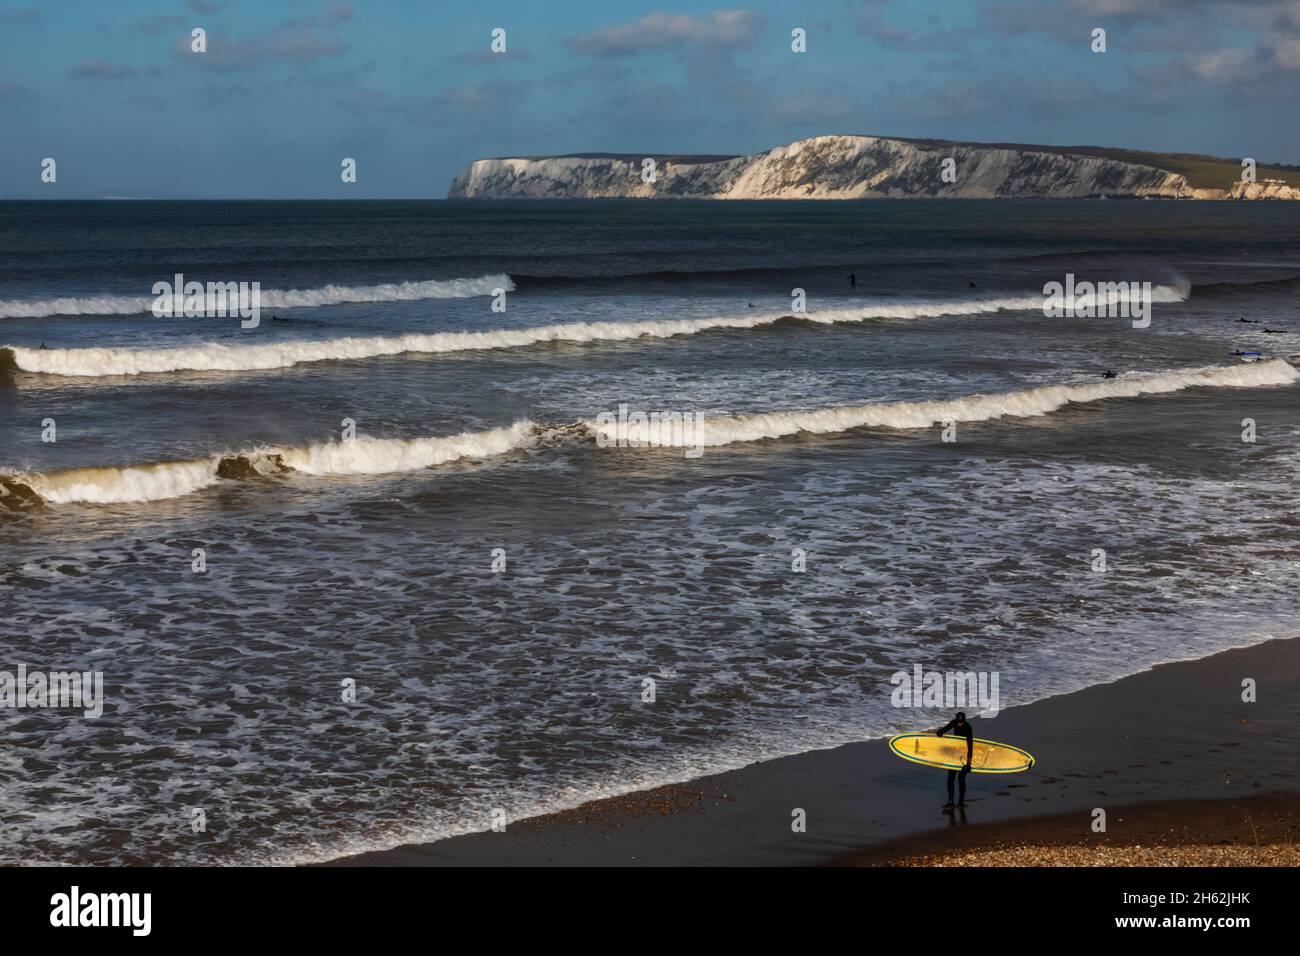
936,712 -> 973,810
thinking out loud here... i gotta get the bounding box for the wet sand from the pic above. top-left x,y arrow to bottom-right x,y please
333,636 -> 1300,866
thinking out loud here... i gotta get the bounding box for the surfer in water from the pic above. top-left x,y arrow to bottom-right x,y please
848,273 -> 857,290
936,711 -> 974,810
1102,369 -> 1117,379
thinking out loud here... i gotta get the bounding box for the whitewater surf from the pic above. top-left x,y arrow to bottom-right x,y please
5,361 -> 1293,509
1,284 -> 1188,378
0,274 -> 513,320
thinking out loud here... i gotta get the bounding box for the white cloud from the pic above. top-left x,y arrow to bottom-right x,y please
570,10 -> 766,57
1189,48 -> 1256,82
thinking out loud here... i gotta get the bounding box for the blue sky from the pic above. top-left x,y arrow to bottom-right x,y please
1,0 -> 1296,198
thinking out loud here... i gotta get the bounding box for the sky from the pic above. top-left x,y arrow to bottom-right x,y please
0,0 -> 1297,198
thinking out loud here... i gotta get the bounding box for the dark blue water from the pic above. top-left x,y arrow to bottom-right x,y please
1,200 -> 1298,864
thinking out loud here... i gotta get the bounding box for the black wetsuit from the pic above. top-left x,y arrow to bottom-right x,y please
937,718 -> 973,805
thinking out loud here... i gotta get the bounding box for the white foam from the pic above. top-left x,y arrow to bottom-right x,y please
13,422 -> 535,505
280,422 -> 535,475
2,285 -> 1186,377
588,360 -> 1300,448
13,360 -> 1292,505
0,274 -> 513,319
27,459 -> 221,504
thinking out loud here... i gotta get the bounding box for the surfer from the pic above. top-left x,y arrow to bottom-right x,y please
1263,328 -> 1289,333
848,273 -> 857,290
936,711 -> 973,810
1102,369 -> 1117,379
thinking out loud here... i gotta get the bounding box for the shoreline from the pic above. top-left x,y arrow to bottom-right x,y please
332,635 -> 1300,866
843,791 -> 1300,866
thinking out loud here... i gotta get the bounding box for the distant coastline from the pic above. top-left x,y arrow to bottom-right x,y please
450,134 -> 1300,201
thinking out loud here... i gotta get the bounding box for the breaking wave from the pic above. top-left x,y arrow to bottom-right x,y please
277,422 -> 535,475
1,284 -> 1187,377
599,359 -> 1298,448
3,422 -> 534,507
4,361 -> 1293,510
25,459 -> 221,505
0,274 -> 513,320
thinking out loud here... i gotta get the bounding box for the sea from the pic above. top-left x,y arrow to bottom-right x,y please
1,198 -> 1298,864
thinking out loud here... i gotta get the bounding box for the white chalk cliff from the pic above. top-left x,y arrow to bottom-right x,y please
1225,180 -> 1300,200
448,135 -> 1293,200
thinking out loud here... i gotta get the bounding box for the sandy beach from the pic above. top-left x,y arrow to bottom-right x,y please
851,791 -> 1300,866
335,636 -> 1300,866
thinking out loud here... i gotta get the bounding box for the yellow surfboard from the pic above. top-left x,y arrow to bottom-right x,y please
888,732 -> 1035,773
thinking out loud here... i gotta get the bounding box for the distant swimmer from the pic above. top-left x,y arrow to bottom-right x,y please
39,342 -> 48,350
1236,317 -> 1261,323
1263,328 -> 1290,333
936,712 -> 974,810
848,273 -> 857,290
968,281 -> 977,288
747,302 -> 755,308
1102,369 -> 1117,378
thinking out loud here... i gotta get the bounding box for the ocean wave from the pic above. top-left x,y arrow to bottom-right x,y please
278,422 -> 535,476
4,361 -> 1294,510
0,274 -> 513,319
593,359 -> 1297,448
3,422 -> 534,507
22,459 -> 223,505
1,284 -> 1187,378
1191,274 -> 1300,297
509,250 -> 1127,286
